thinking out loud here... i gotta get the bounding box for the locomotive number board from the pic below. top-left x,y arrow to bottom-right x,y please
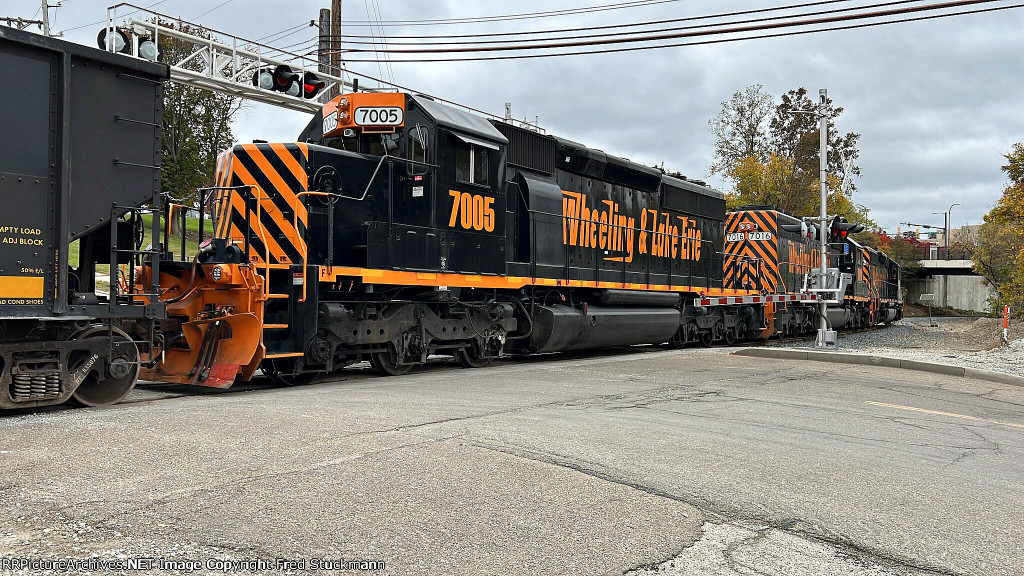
353,107 -> 404,126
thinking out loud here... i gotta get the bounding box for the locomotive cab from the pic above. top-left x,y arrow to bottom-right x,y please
293,92 -> 509,275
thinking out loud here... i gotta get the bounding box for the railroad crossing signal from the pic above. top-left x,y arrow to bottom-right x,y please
828,216 -> 864,243
781,221 -> 820,240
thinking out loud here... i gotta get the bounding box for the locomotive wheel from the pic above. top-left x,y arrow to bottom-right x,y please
735,319 -> 749,342
724,327 -> 737,346
260,358 -> 323,386
456,347 -> 493,368
699,330 -> 714,348
369,351 -> 413,376
69,325 -> 139,407
668,328 -> 687,349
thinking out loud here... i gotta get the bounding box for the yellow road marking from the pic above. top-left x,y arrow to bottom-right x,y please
866,401 -> 1024,430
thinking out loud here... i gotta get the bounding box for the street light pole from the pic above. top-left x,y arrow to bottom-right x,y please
933,202 -> 960,254
946,202 -> 959,251
816,89 -> 829,348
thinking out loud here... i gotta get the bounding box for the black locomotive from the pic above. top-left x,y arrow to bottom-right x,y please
0,26 -> 902,408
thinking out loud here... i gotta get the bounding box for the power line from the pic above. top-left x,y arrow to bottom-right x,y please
336,0 -> 683,27
194,0 -> 235,21
335,0 -> 1006,55
328,0 -> 860,40
332,0 -> 923,46
362,0 -> 387,83
372,0 -> 396,83
56,0 -> 170,34
255,22 -> 310,43
336,1 -> 1022,62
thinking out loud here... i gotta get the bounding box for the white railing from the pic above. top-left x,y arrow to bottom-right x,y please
102,3 -> 361,113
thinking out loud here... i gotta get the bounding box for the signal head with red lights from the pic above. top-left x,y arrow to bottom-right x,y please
828,216 -> 865,243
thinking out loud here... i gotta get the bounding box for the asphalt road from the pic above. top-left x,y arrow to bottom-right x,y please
1,348 -> 1022,576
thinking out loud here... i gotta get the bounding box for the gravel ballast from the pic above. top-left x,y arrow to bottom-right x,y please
766,317 -> 1024,378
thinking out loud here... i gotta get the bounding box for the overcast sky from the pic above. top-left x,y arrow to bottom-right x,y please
11,0 -> 1024,232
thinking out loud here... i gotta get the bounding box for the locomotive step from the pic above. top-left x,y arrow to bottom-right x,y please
265,294 -> 290,299
263,324 -> 290,329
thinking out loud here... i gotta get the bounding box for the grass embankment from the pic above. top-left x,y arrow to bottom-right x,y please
69,215 -> 202,292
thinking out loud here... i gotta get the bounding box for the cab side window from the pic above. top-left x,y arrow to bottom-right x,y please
454,136 -> 489,186
455,140 -> 471,182
473,146 -> 488,186
408,124 -> 428,175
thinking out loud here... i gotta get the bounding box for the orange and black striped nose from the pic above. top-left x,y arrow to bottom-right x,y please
212,143 -> 311,266
724,210 -> 779,292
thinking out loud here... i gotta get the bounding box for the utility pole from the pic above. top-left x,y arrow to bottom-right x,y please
816,88 -> 830,348
329,0 -> 342,98
40,0 -> 50,35
317,8 -> 331,75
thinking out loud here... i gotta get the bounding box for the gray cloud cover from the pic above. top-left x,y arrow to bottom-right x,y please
19,0 -> 1024,230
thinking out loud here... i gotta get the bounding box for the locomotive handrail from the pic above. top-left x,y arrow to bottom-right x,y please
192,185 -> 258,264
344,155 -> 439,203
292,191 -> 350,303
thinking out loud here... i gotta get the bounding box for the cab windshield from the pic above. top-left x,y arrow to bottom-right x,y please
326,132 -> 399,157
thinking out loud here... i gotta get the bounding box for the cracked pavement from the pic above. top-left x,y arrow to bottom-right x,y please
1,348 -> 1022,575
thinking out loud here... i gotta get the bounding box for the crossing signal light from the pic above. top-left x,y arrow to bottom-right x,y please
272,65 -> 300,97
781,221 -> 820,241
138,38 -> 163,62
781,222 -> 809,238
97,28 -> 130,54
252,65 -> 301,97
829,216 -> 864,243
302,72 -> 325,99
252,68 -> 274,90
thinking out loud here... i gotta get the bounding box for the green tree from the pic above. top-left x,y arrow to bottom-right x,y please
158,22 -> 244,207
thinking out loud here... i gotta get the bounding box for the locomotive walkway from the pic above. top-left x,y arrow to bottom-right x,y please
2,348 -> 1022,576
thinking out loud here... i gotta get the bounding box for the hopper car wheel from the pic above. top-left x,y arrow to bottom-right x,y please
69,325 -> 139,407
369,350 -> 413,376
260,358 -> 323,386
456,347 -> 493,369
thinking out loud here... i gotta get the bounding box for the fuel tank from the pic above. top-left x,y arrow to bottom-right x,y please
826,308 -> 852,329
526,304 -> 680,354
881,308 -> 898,323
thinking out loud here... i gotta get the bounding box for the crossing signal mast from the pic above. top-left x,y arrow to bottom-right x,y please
96,3 -> 542,129
99,3 -> 357,113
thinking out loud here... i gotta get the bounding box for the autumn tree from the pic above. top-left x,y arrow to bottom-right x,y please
709,84 -> 773,175
957,144 -> 1024,309
158,22 -> 244,207
709,86 -> 868,230
876,234 -> 925,285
